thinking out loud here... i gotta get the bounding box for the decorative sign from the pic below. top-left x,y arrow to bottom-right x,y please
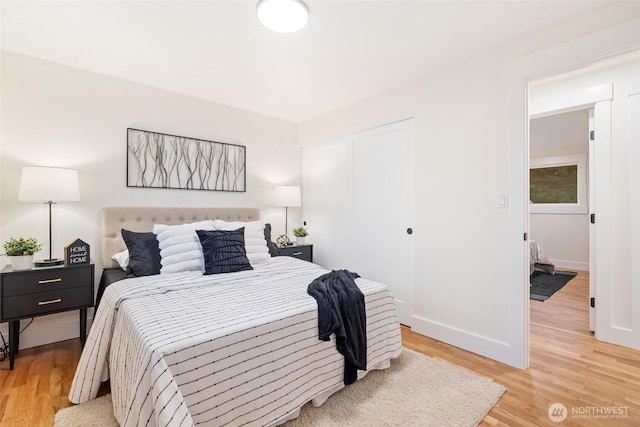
65,238 -> 90,266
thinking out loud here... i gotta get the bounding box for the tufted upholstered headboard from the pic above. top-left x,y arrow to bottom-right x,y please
101,207 -> 260,269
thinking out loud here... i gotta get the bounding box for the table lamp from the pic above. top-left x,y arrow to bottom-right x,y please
18,166 -> 80,266
274,185 -> 301,245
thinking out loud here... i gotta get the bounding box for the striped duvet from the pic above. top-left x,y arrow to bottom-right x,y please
69,257 -> 402,426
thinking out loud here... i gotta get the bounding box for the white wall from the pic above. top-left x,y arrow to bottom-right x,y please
0,51 -> 301,349
530,214 -> 590,271
299,14 -> 640,367
300,52 -> 514,363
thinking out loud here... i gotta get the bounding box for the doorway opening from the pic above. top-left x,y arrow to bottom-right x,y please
525,50 -> 640,359
528,109 -> 592,336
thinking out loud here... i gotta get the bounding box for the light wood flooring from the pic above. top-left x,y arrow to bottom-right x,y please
2,269 -> 639,426
404,270 -> 640,426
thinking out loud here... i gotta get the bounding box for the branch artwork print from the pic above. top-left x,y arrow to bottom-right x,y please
127,128 -> 246,192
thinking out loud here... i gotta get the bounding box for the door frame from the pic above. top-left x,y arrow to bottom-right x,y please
628,79 -> 640,349
504,18 -> 640,369
529,85 -> 613,339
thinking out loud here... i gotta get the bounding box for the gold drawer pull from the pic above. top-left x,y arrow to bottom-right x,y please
292,252 -> 302,256
38,298 -> 62,306
38,278 -> 62,285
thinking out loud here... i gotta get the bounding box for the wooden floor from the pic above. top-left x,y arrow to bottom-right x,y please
1,269 -> 639,426
404,270 -> 640,426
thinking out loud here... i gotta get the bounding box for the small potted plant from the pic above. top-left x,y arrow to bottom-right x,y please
292,227 -> 309,245
1,237 -> 43,271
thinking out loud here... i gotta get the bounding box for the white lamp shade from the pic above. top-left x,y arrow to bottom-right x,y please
257,0 -> 309,33
19,166 -> 80,202
274,185 -> 301,207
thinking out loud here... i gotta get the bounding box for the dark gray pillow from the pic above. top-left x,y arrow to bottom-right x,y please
196,228 -> 253,275
264,223 -> 280,256
121,229 -> 161,278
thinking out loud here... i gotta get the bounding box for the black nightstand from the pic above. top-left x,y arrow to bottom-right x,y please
278,243 -> 313,262
0,262 -> 94,370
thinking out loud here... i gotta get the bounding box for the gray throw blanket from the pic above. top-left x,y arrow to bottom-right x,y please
307,270 -> 367,385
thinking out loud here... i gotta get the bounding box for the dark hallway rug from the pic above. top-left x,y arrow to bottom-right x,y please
530,270 -> 577,301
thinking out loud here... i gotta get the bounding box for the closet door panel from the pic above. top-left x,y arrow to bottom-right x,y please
302,119 -> 415,326
302,139 -> 354,269
352,120 -> 415,326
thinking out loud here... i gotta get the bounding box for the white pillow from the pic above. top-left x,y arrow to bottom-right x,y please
213,219 -> 270,265
112,250 -> 129,270
153,220 -> 215,274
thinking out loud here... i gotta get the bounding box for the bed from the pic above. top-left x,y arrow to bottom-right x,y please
530,239 -> 555,275
69,207 -> 402,426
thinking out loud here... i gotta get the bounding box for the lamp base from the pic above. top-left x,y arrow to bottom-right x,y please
34,258 -> 64,267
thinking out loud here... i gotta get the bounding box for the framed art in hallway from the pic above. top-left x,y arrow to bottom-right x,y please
126,128 -> 246,192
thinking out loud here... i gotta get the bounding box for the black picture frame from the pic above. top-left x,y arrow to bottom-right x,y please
126,128 -> 246,192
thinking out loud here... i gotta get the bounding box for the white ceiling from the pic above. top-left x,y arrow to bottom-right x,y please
0,1 -> 629,122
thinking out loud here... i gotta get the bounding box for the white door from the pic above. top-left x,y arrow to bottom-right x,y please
301,139 -> 354,270
351,121 -> 415,326
589,100 -> 637,346
302,119 -> 415,326
585,99 -> 638,349
628,80 -> 640,349
594,83 -> 640,349
590,100 -> 615,344
588,109 -> 595,332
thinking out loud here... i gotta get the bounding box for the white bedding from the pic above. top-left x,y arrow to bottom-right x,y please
69,257 -> 402,426
530,240 -> 555,275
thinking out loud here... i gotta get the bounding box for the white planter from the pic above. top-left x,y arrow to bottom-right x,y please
10,255 -> 34,271
296,237 -> 306,245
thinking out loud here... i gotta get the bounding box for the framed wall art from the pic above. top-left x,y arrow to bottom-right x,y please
127,128 -> 246,192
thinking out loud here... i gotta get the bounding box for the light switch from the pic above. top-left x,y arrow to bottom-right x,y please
497,193 -> 509,208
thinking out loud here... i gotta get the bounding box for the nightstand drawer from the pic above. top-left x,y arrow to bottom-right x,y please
2,286 -> 93,320
0,262 -> 94,370
279,245 -> 313,262
1,266 -> 91,297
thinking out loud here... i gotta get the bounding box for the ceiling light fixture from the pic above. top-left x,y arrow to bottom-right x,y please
257,0 -> 309,33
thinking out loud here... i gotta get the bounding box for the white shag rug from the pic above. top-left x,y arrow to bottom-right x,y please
55,348 -> 505,427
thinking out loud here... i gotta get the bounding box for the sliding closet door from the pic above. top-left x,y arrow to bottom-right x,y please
302,119 -> 415,326
351,120 -> 415,326
302,138 -> 354,270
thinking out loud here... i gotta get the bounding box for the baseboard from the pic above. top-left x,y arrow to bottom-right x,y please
552,259 -> 589,271
0,311 -> 94,351
410,315 -> 519,368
